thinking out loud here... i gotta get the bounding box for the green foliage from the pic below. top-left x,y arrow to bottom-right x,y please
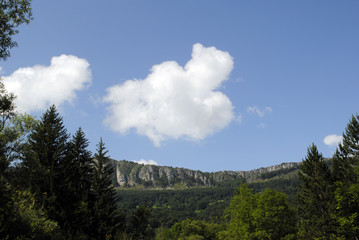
0,0 -> 32,60
219,184 -> 296,240
60,127 -> 94,237
0,81 -> 16,131
332,114 -> 359,239
297,144 -> 336,239
91,138 -> 122,239
126,205 -> 154,240
20,105 -> 69,223
156,219 -> 221,240
117,187 -> 235,229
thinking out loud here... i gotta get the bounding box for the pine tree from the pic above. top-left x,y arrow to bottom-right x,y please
332,114 -> 359,238
60,127 -> 94,238
20,105 -> 69,224
91,138 -> 121,239
297,144 -> 336,239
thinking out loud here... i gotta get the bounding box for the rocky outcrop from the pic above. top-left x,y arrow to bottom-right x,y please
111,160 -> 300,188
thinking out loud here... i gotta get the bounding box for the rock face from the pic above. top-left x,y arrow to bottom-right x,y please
111,160 -> 300,188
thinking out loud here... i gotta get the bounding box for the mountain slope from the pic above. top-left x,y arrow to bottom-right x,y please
111,160 -> 300,189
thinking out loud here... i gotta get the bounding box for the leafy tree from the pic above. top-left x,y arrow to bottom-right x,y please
219,184 -> 256,239
219,184 -> 296,240
297,144 -> 336,239
91,138 -> 121,239
156,219 -> 221,240
332,114 -> 359,238
0,0 -> 32,61
253,189 -> 296,239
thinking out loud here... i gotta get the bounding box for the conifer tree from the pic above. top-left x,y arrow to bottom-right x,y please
332,114 -> 359,238
297,144 -> 336,239
91,138 -> 121,239
21,105 -> 69,223
60,127 -> 94,238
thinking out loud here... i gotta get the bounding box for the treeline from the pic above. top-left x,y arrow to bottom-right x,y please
154,114 -> 359,240
0,89 -> 123,239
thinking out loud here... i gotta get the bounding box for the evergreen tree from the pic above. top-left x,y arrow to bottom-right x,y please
91,138 -> 121,239
20,105 -> 69,224
297,144 -> 336,239
60,127 -> 94,238
332,114 -> 359,238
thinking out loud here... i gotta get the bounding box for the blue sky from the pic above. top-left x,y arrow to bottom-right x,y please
1,0 -> 358,171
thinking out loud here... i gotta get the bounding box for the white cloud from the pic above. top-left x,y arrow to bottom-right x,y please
104,43 -> 234,146
3,55 -> 92,113
324,134 -> 343,147
133,159 -> 158,165
247,105 -> 272,117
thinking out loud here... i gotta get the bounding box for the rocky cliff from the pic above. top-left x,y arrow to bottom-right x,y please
111,160 -> 300,188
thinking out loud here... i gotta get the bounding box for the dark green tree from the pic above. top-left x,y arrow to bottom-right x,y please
297,144 -> 336,239
156,219 -> 221,240
91,138 -> 121,239
60,127 -> 94,238
332,114 -> 359,238
0,0 -> 32,61
20,105 -> 69,223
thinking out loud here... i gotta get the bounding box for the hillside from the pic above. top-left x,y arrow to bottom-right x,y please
111,159 -> 300,189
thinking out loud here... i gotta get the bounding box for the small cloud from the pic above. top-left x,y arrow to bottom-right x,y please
257,123 -> 267,129
324,134 -> 343,147
235,113 -> 243,124
133,159 -> 158,165
3,55 -> 92,113
104,43 -> 235,146
247,105 -> 272,117
234,77 -> 245,83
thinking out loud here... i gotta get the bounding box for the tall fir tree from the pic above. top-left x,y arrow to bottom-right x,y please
20,105 -> 69,224
297,144 -> 336,239
91,138 -> 121,239
60,127 -> 94,238
332,114 -> 359,238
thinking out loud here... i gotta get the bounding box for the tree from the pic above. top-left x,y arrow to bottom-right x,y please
219,184 -> 296,240
91,138 -> 121,239
155,219 -> 221,240
0,0 -> 32,61
332,114 -> 359,238
20,105 -> 69,223
297,144 -> 336,239
59,127 -> 94,238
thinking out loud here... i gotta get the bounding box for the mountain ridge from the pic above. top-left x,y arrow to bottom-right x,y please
111,159 -> 301,189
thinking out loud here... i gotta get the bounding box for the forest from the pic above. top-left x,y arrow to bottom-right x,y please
1,1 -> 359,239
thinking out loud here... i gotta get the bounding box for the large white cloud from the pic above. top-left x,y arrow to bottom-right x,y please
3,55 -> 92,113
324,134 -> 343,147
104,43 -> 234,146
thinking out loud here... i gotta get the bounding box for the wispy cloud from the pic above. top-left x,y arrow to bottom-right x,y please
324,134 -> 343,147
247,105 -> 272,117
3,55 -> 92,113
104,43 -> 234,146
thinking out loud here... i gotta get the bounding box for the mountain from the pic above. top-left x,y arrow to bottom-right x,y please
111,159 -> 300,189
